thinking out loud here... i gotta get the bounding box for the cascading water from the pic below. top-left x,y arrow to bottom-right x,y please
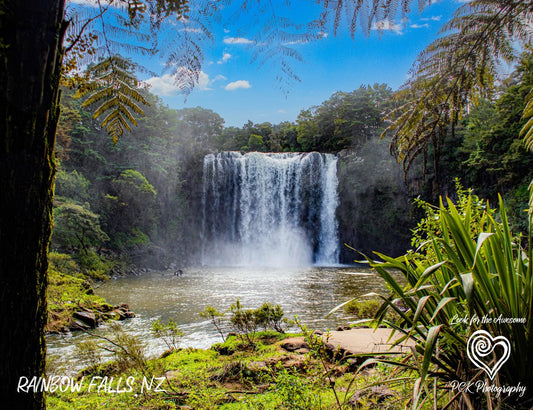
201,152 -> 340,267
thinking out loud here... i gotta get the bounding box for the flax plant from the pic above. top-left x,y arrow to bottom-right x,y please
350,191 -> 533,409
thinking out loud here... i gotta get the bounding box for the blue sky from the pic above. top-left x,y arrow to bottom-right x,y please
69,0 -> 467,127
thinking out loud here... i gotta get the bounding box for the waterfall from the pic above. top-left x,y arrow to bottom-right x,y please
201,152 -> 340,267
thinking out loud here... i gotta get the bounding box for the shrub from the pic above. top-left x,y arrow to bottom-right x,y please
254,302 -> 287,333
151,318 -> 183,350
199,306 -> 226,342
229,299 -> 259,348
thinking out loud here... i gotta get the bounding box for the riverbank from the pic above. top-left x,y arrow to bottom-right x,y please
46,252 -> 135,334
46,329 -> 415,409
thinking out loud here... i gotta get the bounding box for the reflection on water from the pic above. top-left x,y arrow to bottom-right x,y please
47,266 -> 394,373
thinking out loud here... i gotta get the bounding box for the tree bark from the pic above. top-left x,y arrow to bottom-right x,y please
0,1 -> 66,408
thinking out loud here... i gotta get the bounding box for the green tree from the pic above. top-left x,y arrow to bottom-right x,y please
104,169 -> 157,248
247,134 -> 265,151
52,200 -> 109,253
54,169 -> 91,203
296,108 -> 321,151
176,107 -> 224,150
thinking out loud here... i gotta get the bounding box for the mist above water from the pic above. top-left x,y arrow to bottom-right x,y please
201,152 -> 340,267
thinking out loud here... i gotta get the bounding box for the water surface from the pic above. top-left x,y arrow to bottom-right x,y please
47,266 -> 393,373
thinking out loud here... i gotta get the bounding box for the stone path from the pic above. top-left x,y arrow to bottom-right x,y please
280,328 -> 414,356
324,328 -> 414,355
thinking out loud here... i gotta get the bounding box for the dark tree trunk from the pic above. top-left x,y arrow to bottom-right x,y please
0,1 -> 66,408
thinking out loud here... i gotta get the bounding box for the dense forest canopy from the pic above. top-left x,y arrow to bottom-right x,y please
51,51 -> 533,269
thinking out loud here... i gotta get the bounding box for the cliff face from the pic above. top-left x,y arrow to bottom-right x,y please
184,141 -> 414,267
336,139 -> 413,263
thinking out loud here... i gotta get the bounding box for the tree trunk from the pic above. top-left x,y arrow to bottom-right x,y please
0,1 -> 66,408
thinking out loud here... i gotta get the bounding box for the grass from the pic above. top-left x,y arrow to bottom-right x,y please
46,330 -> 419,409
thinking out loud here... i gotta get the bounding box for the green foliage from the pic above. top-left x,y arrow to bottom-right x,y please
385,1 -> 532,185
297,84 -> 392,152
100,323 -> 148,373
229,299 -> 260,348
55,168 -> 90,203
410,179 -> 494,254
52,199 -> 109,253
77,56 -> 150,143
199,305 -> 226,342
273,366 -> 323,410
104,169 -> 157,248
114,169 -> 157,196
74,249 -> 115,281
344,298 -> 385,320
247,133 -> 265,151
254,302 -> 287,333
75,340 -> 103,370
151,318 -> 183,350
362,191 -> 533,408
47,253 -> 112,333
227,300 -> 288,348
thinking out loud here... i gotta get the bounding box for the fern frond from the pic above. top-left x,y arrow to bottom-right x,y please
384,0 -> 532,179
76,55 -> 149,143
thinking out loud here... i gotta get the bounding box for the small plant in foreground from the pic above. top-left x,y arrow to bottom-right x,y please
151,318 -> 183,350
273,365 -> 323,410
199,305 -> 226,342
75,340 -> 103,370
207,300 -> 289,348
254,302 -> 287,333
229,299 -> 259,348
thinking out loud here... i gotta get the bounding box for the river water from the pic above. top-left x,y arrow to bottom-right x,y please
47,265 -> 394,373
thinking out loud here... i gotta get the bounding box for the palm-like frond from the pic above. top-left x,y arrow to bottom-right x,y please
76,55 -> 150,143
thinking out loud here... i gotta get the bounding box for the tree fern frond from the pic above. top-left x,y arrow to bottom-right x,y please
384,0 -> 532,182
76,55 -> 149,143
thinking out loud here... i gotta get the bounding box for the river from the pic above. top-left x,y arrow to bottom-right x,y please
46,265 -> 394,373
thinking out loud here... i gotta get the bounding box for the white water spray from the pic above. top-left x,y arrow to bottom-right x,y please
201,152 -> 339,267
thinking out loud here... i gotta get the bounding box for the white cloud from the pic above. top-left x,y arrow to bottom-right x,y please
146,71 -> 212,95
224,37 -> 253,44
421,15 -> 442,22
277,109 -> 286,114
410,23 -> 429,29
213,74 -> 227,82
225,80 -> 251,91
371,20 -> 403,35
146,74 -> 179,96
283,40 -> 308,45
196,71 -> 211,90
217,53 -> 232,64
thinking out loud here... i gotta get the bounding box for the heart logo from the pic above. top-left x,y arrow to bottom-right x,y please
467,330 -> 511,380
